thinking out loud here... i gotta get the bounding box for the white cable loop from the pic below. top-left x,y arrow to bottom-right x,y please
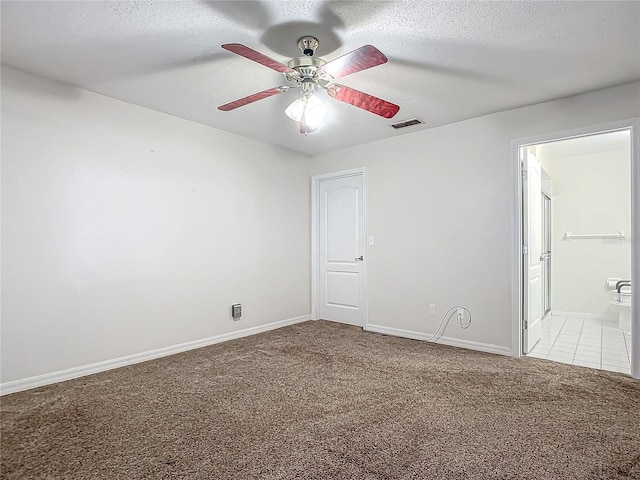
427,306 -> 472,342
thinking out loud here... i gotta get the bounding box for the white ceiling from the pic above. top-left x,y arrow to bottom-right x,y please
2,1 -> 639,156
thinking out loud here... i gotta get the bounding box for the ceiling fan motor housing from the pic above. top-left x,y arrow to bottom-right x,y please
286,56 -> 331,89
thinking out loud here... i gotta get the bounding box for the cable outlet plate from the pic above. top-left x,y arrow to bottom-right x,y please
232,304 -> 242,320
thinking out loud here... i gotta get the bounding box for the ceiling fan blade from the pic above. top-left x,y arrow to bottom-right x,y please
326,84 -> 399,119
218,87 -> 289,111
320,45 -> 388,79
222,44 -> 295,74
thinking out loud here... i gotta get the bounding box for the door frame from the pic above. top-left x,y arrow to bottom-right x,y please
511,118 -> 640,379
311,167 -> 368,327
541,191 -> 552,320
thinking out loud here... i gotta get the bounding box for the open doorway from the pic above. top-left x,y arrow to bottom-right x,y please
514,120 -> 639,378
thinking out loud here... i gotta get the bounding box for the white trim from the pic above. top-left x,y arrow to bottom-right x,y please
0,314 -> 311,396
550,310 -> 618,321
511,117 -> 640,380
324,318 -> 363,327
310,167 -> 368,329
365,324 -> 512,357
631,117 -> 640,379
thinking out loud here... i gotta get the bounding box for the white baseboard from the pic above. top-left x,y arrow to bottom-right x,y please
364,324 -> 512,357
551,310 -> 618,321
1,314 -> 311,396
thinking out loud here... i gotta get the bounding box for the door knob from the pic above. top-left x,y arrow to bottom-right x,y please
355,255 -> 363,261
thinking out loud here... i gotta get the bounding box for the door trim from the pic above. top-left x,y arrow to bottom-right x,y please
311,167 -> 368,327
541,192 -> 552,319
511,118 -> 640,379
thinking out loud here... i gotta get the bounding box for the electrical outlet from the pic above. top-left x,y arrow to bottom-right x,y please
232,304 -> 242,320
429,304 -> 436,316
457,308 -> 464,321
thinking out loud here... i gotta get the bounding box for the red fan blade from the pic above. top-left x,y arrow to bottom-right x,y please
218,87 -> 287,111
326,84 -> 399,119
222,44 -> 295,74
320,45 -> 388,79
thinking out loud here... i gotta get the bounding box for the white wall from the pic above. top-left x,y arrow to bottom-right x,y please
310,82 -> 640,352
1,67 -> 311,384
538,146 -> 631,317
541,167 -> 553,197
2,66 -> 639,388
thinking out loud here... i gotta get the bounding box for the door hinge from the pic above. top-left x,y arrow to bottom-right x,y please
522,245 -> 528,255
523,318 -> 528,329
522,169 -> 527,180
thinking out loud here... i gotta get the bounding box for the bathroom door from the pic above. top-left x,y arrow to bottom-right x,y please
522,149 -> 542,353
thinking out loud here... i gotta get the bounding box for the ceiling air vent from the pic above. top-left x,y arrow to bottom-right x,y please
390,118 -> 424,129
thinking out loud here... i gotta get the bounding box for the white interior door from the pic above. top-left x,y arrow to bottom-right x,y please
523,149 -> 542,353
318,174 -> 365,326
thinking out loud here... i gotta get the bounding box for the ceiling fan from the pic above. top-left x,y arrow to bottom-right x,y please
218,36 -> 400,134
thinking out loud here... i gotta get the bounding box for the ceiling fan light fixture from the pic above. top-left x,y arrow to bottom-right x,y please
285,97 -> 305,122
285,94 -> 327,131
303,95 -> 327,128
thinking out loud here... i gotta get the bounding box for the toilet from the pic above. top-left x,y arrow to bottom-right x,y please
609,283 -> 631,332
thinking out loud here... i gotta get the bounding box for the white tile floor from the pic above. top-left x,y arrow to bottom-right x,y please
526,314 -> 632,375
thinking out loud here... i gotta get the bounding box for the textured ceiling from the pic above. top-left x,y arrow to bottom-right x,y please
2,1 -> 639,156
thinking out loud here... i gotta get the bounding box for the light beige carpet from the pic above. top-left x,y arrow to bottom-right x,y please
1,320 -> 639,479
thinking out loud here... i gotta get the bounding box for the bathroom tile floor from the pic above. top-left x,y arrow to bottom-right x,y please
527,314 -> 631,375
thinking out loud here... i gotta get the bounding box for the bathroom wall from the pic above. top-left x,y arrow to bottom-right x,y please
538,134 -> 631,317
541,167 -> 553,197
